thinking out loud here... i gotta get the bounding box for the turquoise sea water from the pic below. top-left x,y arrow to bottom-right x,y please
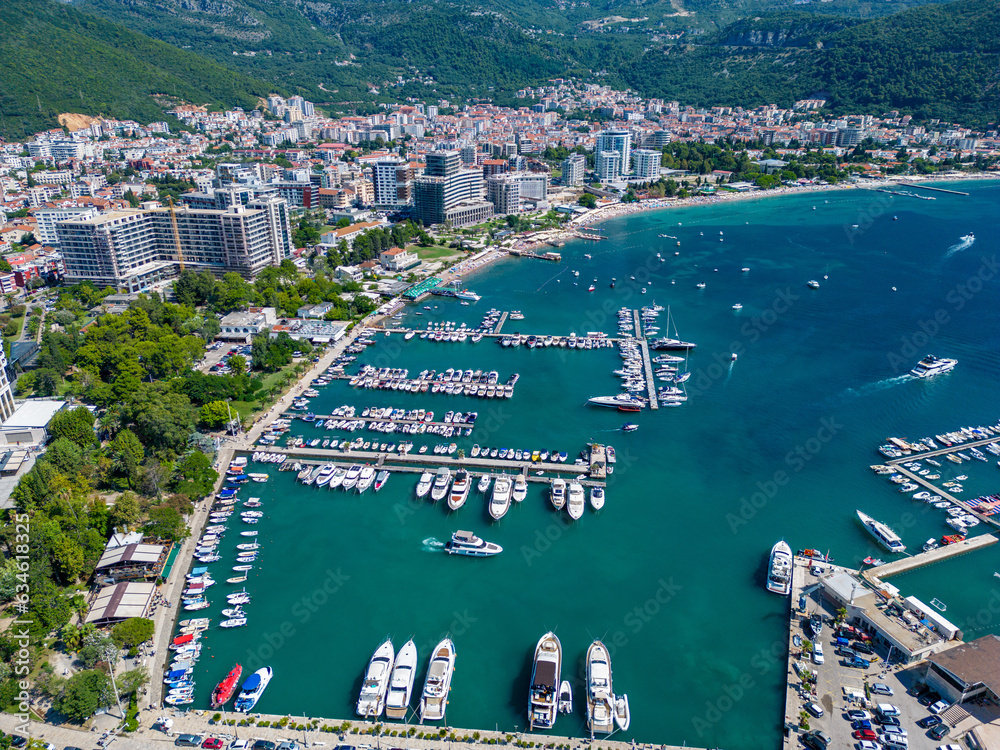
180,181 -> 1000,749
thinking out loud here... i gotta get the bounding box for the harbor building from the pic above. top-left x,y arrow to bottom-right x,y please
56,197 -> 293,290
632,149 -> 662,180
412,151 -> 493,227
923,635 -> 1000,705
594,129 -> 632,176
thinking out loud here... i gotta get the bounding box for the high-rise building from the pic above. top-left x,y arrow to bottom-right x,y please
561,154 -> 586,186
486,175 -> 520,215
594,130 -> 632,176
372,159 -> 414,209
412,150 -> 493,227
632,149 -> 662,180
0,346 -> 14,422
34,206 -> 99,246
596,151 -> 622,181
57,199 -> 293,291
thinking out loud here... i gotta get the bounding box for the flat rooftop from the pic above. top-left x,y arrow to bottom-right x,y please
2,400 -> 66,429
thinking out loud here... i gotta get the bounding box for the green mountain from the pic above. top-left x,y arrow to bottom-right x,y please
626,0 -> 1000,127
0,0 -> 276,139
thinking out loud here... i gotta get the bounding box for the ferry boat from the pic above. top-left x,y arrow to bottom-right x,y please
558,681 -> 573,714
910,355 -> 958,378
430,467 -> 452,502
385,639 -> 418,719
567,482 -> 585,520
856,510 -> 906,553
445,530 -> 503,556
528,632 -> 562,730
550,478 -> 566,510
234,667 -> 272,713
416,471 -> 433,498
490,475 -> 513,520
448,470 -> 471,511
586,641 -> 615,734
357,639 -> 395,718
419,638 -> 456,722
765,540 -> 792,596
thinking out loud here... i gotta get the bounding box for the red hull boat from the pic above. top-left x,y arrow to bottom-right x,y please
212,664 -> 243,708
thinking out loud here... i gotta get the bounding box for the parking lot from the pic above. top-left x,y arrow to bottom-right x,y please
792,590 -> 956,750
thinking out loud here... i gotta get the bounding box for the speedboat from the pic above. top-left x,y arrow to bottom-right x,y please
416,472 -> 433,498
356,466 -> 376,493
765,540 -> 792,595
342,464 -> 363,490
430,467 -> 452,502
567,482 -> 585,520
857,510 -> 906,553
512,474 -> 528,503
614,694 -> 631,731
356,639 -> 394,718
550,478 -> 566,510
234,667 -> 272,713
586,641 -> 615,734
445,530 -> 503,556
909,355 -> 957,378
558,681 -> 573,714
374,470 -> 390,492
490,474 -> 513,520
477,474 -> 492,494
528,632 -> 562,731
385,639 -> 418,720
419,638 -> 456,722
448,470 -> 471,511
590,486 -> 605,510
807,280 -> 820,289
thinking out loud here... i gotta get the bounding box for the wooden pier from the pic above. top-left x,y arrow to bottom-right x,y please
861,533 -> 997,581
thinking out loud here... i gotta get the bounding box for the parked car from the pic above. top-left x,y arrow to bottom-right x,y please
854,641 -> 875,654
920,691 -> 942,706
930,724 -> 951,740
252,742 -> 276,750
802,731 -> 831,750
929,700 -> 951,715
845,656 -> 870,669
175,736 -> 202,748
847,710 -> 872,721
857,742 -> 879,750
202,740 -> 224,749
877,715 -> 901,728
917,716 -> 942,729
871,683 -> 894,696
10,738 -> 27,749
812,642 -> 825,665
806,702 -> 824,718
852,719 -> 873,731
853,730 -> 878,742
837,646 -> 858,659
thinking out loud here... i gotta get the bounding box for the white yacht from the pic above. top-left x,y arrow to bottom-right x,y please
567,482 -> 585,520
550,478 -> 566,510
614,694 -> 631,731
857,510 -> 906,553
586,641 -> 615,734
512,474 -> 528,503
448,470 -> 471,511
558,681 -> 573,715
765,540 -> 792,595
329,466 -> 347,489
356,639 -> 395,718
477,474 -> 492,494
314,464 -> 336,487
234,667 -> 272,713
445,530 -> 503,556
342,464 -> 363,490
385,639 -> 418,720
588,394 -> 646,409
419,638 -> 456,722
528,632 -> 562,731
356,466 -> 376,493
415,471 -> 433,498
590,486 -> 605,510
910,355 -> 957,378
490,474 -> 513,520
430,467 -> 452,502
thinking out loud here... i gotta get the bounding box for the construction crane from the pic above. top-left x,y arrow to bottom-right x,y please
167,196 -> 184,271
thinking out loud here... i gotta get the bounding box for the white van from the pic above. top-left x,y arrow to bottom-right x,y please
876,703 -> 900,717
812,641 -> 825,664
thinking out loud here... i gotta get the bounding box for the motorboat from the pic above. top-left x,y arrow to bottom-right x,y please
490,474 -> 513,520
315,464 -> 337,487
550,478 -> 566,510
477,474 -> 492,494
590,486 -> 605,510
419,638 -> 456,722
416,471 -> 433,498
512,474 -> 528,503
374,470 -> 390,492
588,394 -> 646,409
448,470 -> 471,511
857,510 -> 906,553
807,280 -> 820,289
614,694 -> 631,731
342,464 -> 363,490
528,632 -> 562,730
385,639 -> 418,719
910,355 -> 957,378
356,639 -> 395,718
586,641 -> 615,734
430,467 -> 452,502
234,666 -> 273,713
765,540 -> 792,595
329,466 -> 347,489
445,530 -> 503,556
567,482 -> 585,520
558,681 -> 573,715
220,617 -> 248,628
356,466 -> 376,493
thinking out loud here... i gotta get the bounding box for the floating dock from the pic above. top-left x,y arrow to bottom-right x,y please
862,533 -> 997,581
493,311 -> 509,333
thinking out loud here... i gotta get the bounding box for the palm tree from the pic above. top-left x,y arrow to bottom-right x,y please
60,623 -> 83,651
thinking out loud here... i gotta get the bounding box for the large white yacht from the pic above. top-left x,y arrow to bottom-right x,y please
415,471 -> 433,498
490,474 -> 513,520
234,666 -> 272,713
419,638 -> 456,722
448,470 -> 471,511
445,530 -> 503,556
857,510 -> 906,553
550,478 -> 566,510
385,639 -> 418,720
588,394 -> 646,409
356,639 -> 394,718
910,355 -> 957,378
567,482 -> 585,520
512,474 -> 528,503
430,467 -> 452,502
586,641 -> 615,734
314,464 -> 336,487
342,464 -> 363,490
765,540 -> 792,595
356,466 -> 376,493
528,632 -> 562,731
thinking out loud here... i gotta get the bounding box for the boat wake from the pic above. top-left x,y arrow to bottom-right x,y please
421,537 -> 446,552
944,236 -> 975,258
834,374 -> 913,403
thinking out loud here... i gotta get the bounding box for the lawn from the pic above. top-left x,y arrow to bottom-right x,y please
414,245 -> 464,260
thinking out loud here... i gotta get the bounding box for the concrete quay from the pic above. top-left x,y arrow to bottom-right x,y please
861,532 -> 997,581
